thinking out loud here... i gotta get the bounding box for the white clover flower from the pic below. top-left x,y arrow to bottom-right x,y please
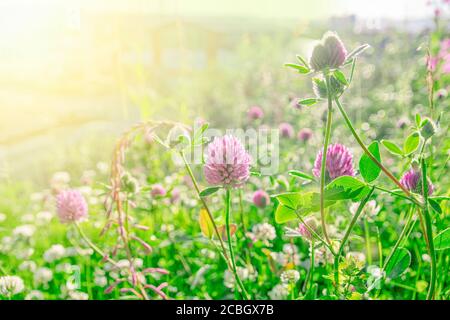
280,270 -> 300,284
249,223 -> 276,245
68,291 -> 89,300
19,260 -> 37,272
116,259 -> 131,269
94,275 -> 107,287
34,267 -> 53,285
25,290 -> 44,300
13,224 -> 35,238
0,276 -> 25,296
282,243 -> 298,256
270,244 -> 302,267
44,244 -> 66,263
268,284 -> 289,300
55,263 -> 74,274
270,252 -> 287,266
224,266 -> 258,289
0,236 -> 13,252
0,213 -> 6,223
313,246 -> 334,266
15,248 -> 34,260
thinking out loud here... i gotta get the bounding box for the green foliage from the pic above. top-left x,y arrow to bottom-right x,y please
359,141 -> 381,183
385,248 -> 411,279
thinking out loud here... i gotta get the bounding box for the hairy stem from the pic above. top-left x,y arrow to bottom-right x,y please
225,188 -> 250,300
75,223 -> 118,267
421,158 -> 436,300
295,212 -> 336,256
334,97 -> 422,208
320,74 -> 334,245
179,151 -> 231,269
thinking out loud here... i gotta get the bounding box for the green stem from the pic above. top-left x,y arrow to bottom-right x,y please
376,227 -> 383,268
364,220 -> 372,266
382,205 -> 414,271
179,151 -> 231,269
225,188 -> 249,300
320,74 -> 334,245
333,187 -> 375,294
75,223 -> 118,267
334,97 -> 422,208
238,190 -> 252,265
303,238 -> 315,294
421,158 -> 436,300
295,212 -> 336,255
371,185 -> 416,203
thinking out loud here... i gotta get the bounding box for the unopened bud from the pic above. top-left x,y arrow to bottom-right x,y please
421,118 -> 437,140
310,32 -> 347,72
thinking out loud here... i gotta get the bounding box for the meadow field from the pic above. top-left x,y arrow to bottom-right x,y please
0,0 -> 449,301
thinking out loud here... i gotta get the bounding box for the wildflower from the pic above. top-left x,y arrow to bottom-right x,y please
43,244 -> 66,263
68,291 -> 89,300
224,266 -> 258,289
271,244 -> 301,267
34,267 -> 53,285
313,246 -> 334,265
0,276 -> 25,296
280,270 -> 300,284
400,168 -> 434,195
297,128 -> 313,142
170,188 -> 181,204
420,117 -> 437,140
19,261 -> 37,272
248,106 -> 264,120
0,213 -> 6,223
13,224 -> 35,238
248,223 -> 276,245
94,268 -> 107,287
252,190 -> 270,208
203,135 -> 251,188
268,284 -> 289,300
56,190 -> 88,223
151,184 -> 167,197
312,143 -> 355,180
309,32 -> 347,72
25,290 -> 44,300
279,122 -> 294,138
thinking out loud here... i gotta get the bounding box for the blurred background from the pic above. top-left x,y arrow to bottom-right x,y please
0,0 -> 447,185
